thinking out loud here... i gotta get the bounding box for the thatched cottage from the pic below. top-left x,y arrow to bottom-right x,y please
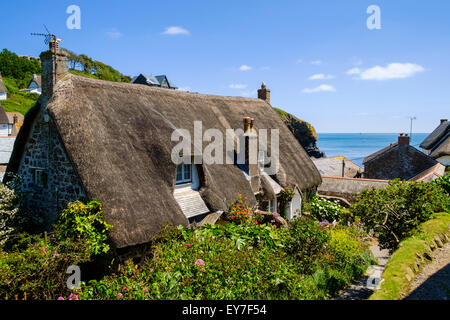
4,43 -> 321,250
420,119 -> 449,167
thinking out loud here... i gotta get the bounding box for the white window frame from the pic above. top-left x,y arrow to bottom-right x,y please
268,199 -> 277,213
176,163 -> 193,185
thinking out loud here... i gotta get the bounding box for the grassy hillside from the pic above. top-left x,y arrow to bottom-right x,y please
1,77 -> 39,115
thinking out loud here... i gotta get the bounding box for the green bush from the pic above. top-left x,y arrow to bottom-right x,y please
350,179 -> 449,252
432,174 -> 450,195
0,184 -> 19,247
76,220 -> 373,300
54,199 -> 113,255
309,197 -> 344,222
0,235 -> 91,300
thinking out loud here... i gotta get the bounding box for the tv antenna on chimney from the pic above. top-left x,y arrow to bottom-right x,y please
31,25 -> 63,52
408,116 -> 417,138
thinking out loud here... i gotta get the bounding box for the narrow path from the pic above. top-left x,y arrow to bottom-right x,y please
404,241 -> 450,300
334,244 -> 390,300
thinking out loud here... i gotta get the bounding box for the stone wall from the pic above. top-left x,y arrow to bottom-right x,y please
17,109 -> 86,227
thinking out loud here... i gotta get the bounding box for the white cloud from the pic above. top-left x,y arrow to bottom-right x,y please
301,84 -> 336,94
311,60 -> 322,65
347,63 -> 425,80
308,73 -> 335,80
229,84 -> 248,89
106,30 -> 122,39
239,65 -> 252,71
162,26 -> 190,35
346,68 -> 362,75
240,90 -> 257,97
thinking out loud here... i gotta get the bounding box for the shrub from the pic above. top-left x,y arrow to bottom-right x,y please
432,174 -> 450,195
0,235 -> 91,300
284,216 -> 330,273
0,184 -> 19,247
350,179 -> 449,252
54,199 -> 113,255
309,197 -> 344,223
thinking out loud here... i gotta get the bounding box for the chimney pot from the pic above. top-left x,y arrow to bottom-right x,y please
441,119 -> 448,124
398,133 -> 410,145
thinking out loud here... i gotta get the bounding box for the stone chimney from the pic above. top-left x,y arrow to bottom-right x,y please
441,119 -> 448,124
13,114 -> 18,124
39,37 -> 68,104
398,133 -> 410,145
257,82 -> 270,104
243,117 -> 260,191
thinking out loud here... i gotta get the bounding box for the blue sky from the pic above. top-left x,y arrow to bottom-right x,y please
1,0 -> 449,133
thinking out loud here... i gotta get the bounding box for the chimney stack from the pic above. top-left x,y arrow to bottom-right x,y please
441,119 -> 448,124
13,114 -> 18,124
39,37 -> 68,103
398,133 -> 410,145
257,82 -> 270,104
243,116 -> 259,191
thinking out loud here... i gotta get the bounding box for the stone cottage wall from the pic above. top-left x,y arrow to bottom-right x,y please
17,109 -> 86,227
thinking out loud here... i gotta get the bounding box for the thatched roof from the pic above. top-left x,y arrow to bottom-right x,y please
430,133 -> 449,159
0,105 -> 9,124
0,78 -> 6,93
420,120 -> 449,150
7,74 -> 321,248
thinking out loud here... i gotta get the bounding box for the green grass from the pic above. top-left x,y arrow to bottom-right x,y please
0,77 -> 40,115
369,212 -> 450,300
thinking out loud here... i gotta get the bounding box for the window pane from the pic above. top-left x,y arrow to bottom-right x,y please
184,164 -> 191,180
176,165 -> 183,182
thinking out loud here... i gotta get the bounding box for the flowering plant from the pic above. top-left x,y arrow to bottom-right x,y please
228,193 -> 254,224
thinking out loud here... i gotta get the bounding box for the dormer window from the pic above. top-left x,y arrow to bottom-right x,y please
176,163 -> 192,184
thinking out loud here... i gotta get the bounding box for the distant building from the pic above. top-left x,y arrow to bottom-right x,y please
0,105 -> 22,137
0,74 -> 7,100
17,55 -> 40,62
420,119 -> 450,166
21,74 -> 42,95
312,156 -> 363,178
363,133 -> 440,180
131,74 -> 177,90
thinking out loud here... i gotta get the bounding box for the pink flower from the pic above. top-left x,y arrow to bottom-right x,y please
123,286 -> 128,291
187,243 -> 192,248
133,269 -> 138,274
144,288 -> 149,292
195,259 -> 205,266
118,293 -> 123,298
57,297 -> 65,300
68,293 -> 79,300
150,268 -> 154,273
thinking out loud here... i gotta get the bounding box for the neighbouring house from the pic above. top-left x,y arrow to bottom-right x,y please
131,73 -> 177,90
21,74 -> 42,95
420,119 -> 450,166
0,107 -> 16,178
363,133 -> 439,180
0,73 -> 7,100
4,43 -> 321,251
0,105 -> 22,137
312,156 -> 363,178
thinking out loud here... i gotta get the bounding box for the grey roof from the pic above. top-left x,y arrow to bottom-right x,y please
29,74 -> 42,88
420,120 -> 450,150
363,143 -> 398,164
132,73 -> 177,89
0,78 -> 6,93
0,105 -> 10,124
0,137 -> 16,164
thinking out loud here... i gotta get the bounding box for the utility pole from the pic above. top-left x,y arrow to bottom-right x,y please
408,116 -> 417,138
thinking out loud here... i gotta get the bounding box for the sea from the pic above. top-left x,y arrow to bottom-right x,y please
316,133 -> 429,167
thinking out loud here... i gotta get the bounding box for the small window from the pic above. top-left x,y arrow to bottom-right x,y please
176,163 -> 193,184
268,199 -> 277,213
34,169 -> 47,187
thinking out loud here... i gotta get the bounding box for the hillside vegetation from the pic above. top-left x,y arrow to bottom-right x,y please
274,107 -> 325,158
0,48 -> 131,115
